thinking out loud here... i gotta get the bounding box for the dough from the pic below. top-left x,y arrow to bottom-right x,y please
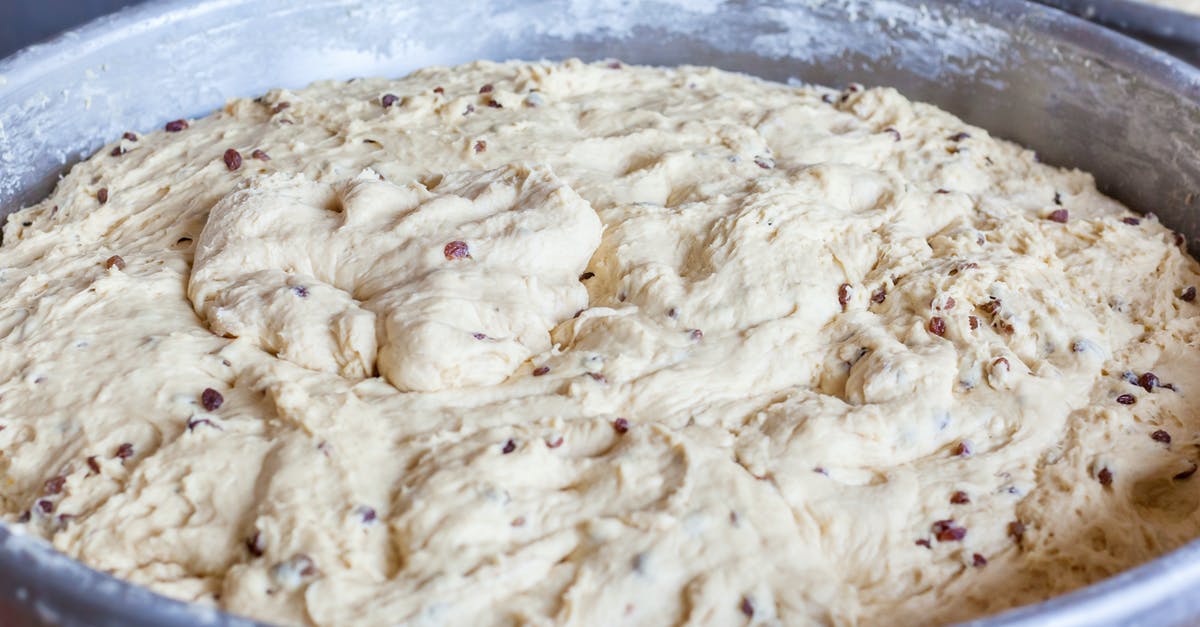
2,59 -> 1199,626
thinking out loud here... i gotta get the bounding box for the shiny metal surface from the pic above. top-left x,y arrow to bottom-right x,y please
2,0 -> 1200,625
1037,0 -> 1200,64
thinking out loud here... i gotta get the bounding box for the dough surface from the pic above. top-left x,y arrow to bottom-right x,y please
2,60 -> 1200,626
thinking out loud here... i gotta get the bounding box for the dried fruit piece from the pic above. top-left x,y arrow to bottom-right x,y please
1151,430 -> 1172,444
502,439 -> 517,454
86,456 -> 100,475
972,553 -> 988,567
251,149 -> 270,161
223,149 -> 242,171
443,240 -> 470,260
740,597 -> 754,618
1139,372 -> 1160,392
838,283 -> 852,308
474,140 -> 487,153
200,388 -> 224,411
44,476 -> 66,495
1181,286 -> 1197,302
381,93 -> 399,108
931,519 -> 967,542
164,119 -> 189,132
104,255 -> 126,270
115,443 -> 134,460
613,418 -> 630,434
953,441 -> 973,457
1116,394 -> 1136,405
928,316 -> 947,336
532,366 -> 550,376
1047,209 -> 1069,223
97,188 -> 109,204
950,491 -> 970,505
186,418 -> 219,431
1097,467 -> 1114,486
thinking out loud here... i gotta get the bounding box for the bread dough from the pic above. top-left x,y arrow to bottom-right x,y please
2,59 -> 1199,627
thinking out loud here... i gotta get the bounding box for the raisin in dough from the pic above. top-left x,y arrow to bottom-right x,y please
2,60 -> 1200,627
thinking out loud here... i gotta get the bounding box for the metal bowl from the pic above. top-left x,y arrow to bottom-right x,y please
3,0 -> 1200,625
1036,0 -> 1200,64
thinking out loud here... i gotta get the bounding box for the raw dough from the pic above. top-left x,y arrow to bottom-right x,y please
2,60 -> 1199,627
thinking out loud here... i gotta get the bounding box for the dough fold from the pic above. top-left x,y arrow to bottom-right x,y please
188,164 -> 602,391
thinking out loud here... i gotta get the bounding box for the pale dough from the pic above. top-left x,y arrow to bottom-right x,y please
2,60 -> 1200,627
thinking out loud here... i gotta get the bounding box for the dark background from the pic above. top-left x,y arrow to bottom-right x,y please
0,0 -> 147,60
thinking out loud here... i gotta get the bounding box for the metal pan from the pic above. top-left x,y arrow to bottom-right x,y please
1036,0 -> 1200,63
3,0 -> 1200,625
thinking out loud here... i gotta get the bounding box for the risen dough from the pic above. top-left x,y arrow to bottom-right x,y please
2,60 -> 1199,627
190,164 -> 600,391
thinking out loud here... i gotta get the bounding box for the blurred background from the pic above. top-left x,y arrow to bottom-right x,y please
1,0 -> 145,59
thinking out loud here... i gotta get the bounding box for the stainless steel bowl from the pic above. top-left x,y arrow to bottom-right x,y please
3,0 -> 1200,625
1037,0 -> 1200,64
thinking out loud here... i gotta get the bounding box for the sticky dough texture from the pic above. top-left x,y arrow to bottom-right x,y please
189,165 -> 600,391
2,60 -> 1200,627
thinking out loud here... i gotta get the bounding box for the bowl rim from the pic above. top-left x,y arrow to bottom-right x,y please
1036,0 -> 1200,43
